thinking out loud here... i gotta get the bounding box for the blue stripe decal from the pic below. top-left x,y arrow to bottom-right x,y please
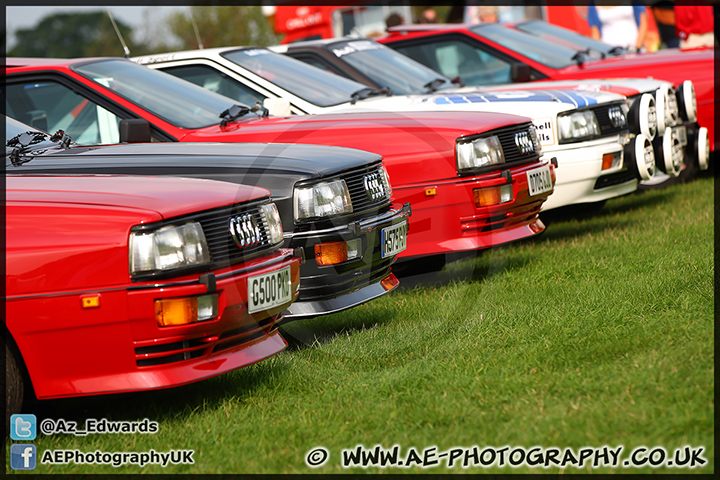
430,90 -> 600,107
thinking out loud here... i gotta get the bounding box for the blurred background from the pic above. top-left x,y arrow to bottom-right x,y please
5,2 -> 714,58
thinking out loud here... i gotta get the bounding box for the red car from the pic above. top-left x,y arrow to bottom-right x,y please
5,173 -> 300,415
5,57 -> 554,265
379,23 -> 714,153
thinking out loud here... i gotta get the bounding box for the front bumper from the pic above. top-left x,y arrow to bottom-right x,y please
284,203 -> 410,320
10,250 -> 301,399
541,139 -> 636,211
393,160 -> 554,259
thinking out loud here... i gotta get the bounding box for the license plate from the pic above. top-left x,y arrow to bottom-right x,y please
381,221 -> 407,258
673,125 -> 688,146
247,266 -> 292,314
526,164 -> 553,196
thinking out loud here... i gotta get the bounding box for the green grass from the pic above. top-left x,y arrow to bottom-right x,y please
7,176 -> 714,474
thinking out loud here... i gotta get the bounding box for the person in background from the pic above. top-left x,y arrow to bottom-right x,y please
587,1 -> 648,52
465,5 -> 499,24
386,12 -> 404,29
651,1 -> 679,48
420,8 -> 438,24
674,3 -> 715,49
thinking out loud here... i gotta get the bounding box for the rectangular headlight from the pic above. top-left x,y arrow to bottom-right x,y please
557,110 -> 600,142
129,222 -> 209,275
259,203 -> 285,244
456,135 -> 505,173
294,179 -> 353,221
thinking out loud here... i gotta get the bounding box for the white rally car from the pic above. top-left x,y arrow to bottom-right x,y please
480,78 -> 709,187
134,47 -> 658,211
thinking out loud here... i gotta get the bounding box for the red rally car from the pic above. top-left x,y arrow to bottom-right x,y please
5,57 -> 555,264
5,173 -> 301,414
379,22 -> 714,153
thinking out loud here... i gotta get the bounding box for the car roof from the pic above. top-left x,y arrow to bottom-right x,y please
5,57 -> 104,68
386,23 -> 474,34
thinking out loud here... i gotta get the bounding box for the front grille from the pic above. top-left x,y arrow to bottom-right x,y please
494,122 -> 542,165
134,316 -> 277,367
592,101 -> 628,136
338,162 -> 391,214
190,201 -> 275,265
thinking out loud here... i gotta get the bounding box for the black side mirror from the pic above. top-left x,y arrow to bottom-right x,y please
510,63 -> 532,83
119,119 -> 151,143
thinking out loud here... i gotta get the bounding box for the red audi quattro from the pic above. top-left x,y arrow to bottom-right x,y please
379,23 -> 714,153
5,57 -> 554,264
5,174 -> 300,413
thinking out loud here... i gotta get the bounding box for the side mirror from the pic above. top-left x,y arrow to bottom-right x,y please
263,98 -> 292,117
510,63 -> 532,83
119,119 -> 151,143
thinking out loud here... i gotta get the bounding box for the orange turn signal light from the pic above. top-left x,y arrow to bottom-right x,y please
381,273 -> 400,291
473,184 -> 513,207
315,241 -> 348,266
81,294 -> 100,309
154,294 -> 218,327
601,153 -> 614,171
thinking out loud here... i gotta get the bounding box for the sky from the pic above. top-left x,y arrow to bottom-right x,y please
5,6 -> 189,50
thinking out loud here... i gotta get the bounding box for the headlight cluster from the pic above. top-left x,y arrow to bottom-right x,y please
294,178 -> 353,220
259,203 -> 285,244
557,110 -> 600,142
456,135 -> 505,173
130,222 -> 209,275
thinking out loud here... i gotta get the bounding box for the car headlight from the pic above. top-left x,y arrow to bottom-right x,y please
130,222 -> 210,275
259,202 -> 285,244
628,93 -> 657,140
557,110 -> 600,142
655,85 -> 680,130
456,135 -> 505,173
294,179 -> 353,221
676,80 -> 697,123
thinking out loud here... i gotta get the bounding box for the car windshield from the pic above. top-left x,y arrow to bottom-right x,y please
327,39 -> 455,95
471,23 -> 579,69
73,59 -> 248,129
515,20 -> 624,57
222,48 -> 366,107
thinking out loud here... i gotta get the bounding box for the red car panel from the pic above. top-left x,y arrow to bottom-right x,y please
6,175 -> 301,399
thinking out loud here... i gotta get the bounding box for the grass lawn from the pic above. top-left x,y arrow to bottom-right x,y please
6,175 -> 714,474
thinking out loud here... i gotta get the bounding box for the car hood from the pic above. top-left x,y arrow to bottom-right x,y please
8,141 -> 381,179
7,174 -> 269,220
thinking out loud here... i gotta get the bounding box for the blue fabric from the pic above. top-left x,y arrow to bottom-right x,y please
587,2 -> 646,36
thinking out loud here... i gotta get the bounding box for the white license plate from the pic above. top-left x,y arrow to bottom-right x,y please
673,125 -> 688,146
247,266 -> 292,314
381,221 -> 407,258
526,164 -> 553,196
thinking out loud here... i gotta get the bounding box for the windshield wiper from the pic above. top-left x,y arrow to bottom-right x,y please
423,78 -> 448,93
570,48 -> 591,66
219,103 -> 266,127
607,46 -> 629,56
350,87 -> 392,104
7,129 -> 72,166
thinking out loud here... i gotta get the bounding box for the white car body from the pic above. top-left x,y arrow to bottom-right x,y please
134,48 -> 642,211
